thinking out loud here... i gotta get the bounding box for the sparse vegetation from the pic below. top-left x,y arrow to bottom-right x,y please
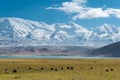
0,59 -> 120,80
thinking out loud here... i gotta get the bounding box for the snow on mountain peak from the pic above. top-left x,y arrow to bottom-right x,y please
98,23 -> 117,34
0,17 -> 120,47
0,17 -> 55,39
93,23 -> 120,44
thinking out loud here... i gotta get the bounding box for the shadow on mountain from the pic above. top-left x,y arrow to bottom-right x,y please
91,41 -> 120,57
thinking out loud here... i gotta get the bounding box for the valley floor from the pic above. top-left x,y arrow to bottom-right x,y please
0,58 -> 120,80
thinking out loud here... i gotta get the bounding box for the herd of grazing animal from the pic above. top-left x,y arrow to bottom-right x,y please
3,66 -> 114,74
105,69 -> 114,72
2,61 -> 115,74
3,66 -> 74,73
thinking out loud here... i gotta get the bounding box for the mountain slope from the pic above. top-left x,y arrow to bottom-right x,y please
0,18 -> 55,39
0,17 -> 120,47
95,24 -> 120,42
0,18 -> 56,46
90,41 -> 120,57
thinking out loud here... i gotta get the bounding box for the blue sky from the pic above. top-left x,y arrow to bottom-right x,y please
0,0 -> 120,28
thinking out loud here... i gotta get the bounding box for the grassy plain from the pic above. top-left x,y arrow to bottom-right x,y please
0,58 -> 120,80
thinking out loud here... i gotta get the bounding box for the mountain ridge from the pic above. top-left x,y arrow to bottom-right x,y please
0,17 -> 120,47
90,41 -> 120,57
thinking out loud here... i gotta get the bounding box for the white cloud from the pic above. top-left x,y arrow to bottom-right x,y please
106,8 -> 120,18
47,1 -> 84,13
47,0 -> 120,20
73,8 -> 110,20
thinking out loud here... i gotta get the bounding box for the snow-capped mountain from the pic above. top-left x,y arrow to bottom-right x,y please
0,18 -> 55,39
51,22 -> 92,41
0,18 -> 55,46
0,17 -> 120,47
94,24 -> 120,44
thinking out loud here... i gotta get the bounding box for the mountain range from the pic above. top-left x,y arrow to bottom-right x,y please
90,41 -> 120,57
0,17 -> 120,47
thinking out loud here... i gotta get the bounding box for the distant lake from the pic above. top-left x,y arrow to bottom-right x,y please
0,55 -> 119,59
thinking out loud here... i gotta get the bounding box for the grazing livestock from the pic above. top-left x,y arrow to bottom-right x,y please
61,67 -> 63,70
14,77 -> 19,79
41,68 -> 44,70
12,69 -> 17,73
90,67 -> 93,70
51,68 -> 54,70
4,68 -> 9,73
4,68 -> 8,71
55,69 -> 57,71
70,67 -> 73,70
110,69 -> 114,71
28,67 -> 32,70
67,67 -> 70,69
105,69 -> 109,72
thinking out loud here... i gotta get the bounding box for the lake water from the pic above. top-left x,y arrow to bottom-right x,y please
0,55 -> 119,59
